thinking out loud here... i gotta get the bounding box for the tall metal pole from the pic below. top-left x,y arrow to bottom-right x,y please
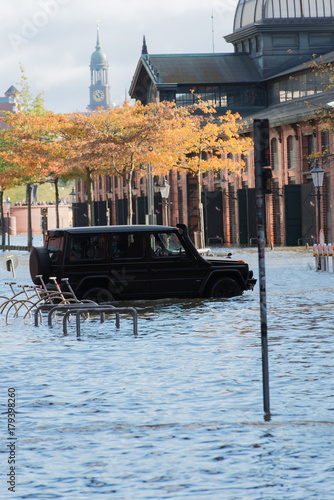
7,210 -> 10,248
1,191 -> 5,247
254,119 -> 270,418
163,198 -> 168,226
317,186 -> 321,239
147,163 -> 154,224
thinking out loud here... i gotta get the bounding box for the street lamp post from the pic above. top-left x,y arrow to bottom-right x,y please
147,164 -> 155,224
310,161 -> 325,243
159,179 -> 170,226
4,197 -> 11,248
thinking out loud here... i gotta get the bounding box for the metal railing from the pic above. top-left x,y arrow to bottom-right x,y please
0,276 -> 138,335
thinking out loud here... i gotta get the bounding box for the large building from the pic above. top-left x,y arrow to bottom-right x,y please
86,0 -> 334,246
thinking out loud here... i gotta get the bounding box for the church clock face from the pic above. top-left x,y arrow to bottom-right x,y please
93,89 -> 105,102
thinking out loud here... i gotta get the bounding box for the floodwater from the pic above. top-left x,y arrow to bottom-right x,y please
1,237 -> 333,499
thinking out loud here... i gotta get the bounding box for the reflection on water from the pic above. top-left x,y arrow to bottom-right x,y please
0,246 -> 334,499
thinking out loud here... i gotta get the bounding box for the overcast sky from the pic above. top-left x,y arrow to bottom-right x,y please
1,0 -> 238,113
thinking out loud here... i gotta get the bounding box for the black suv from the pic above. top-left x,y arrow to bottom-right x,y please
29,224 -> 256,302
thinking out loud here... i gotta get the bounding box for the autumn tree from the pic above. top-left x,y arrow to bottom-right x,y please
0,65 -> 47,248
60,101 -> 187,225
101,101 -> 187,224
17,63 -> 46,116
0,134 -> 21,245
0,111 -> 69,230
178,97 -> 252,247
55,110 -> 112,226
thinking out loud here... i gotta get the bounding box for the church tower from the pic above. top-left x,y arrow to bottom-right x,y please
89,25 -> 111,110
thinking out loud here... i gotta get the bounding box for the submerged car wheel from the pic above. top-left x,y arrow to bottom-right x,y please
82,287 -> 114,304
211,278 -> 242,299
29,247 -> 52,285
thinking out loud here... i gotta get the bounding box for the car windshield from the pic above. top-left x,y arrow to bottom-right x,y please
150,232 -> 187,257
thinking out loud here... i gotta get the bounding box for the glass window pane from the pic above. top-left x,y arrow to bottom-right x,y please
234,0 -> 244,29
255,0 -> 263,21
266,0 -> 274,17
150,233 -> 187,258
47,236 -> 63,263
68,235 -> 106,261
324,0 -> 334,16
241,0 -> 257,26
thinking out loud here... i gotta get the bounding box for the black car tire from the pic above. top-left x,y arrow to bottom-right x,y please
211,278 -> 242,298
29,247 -> 52,285
82,287 -> 114,304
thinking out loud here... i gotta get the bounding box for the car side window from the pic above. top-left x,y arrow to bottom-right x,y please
150,232 -> 188,258
67,235 -> 106,261
111,233 -> 144,259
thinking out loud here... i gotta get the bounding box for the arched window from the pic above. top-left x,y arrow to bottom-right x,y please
287,135 -> 295,169
321,130 -> 330,162
241,153 -> 248,171
271,138 -> 279,170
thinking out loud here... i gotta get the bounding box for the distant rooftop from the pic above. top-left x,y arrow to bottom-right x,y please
5,85 -> 19,96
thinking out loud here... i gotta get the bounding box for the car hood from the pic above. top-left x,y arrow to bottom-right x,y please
203,256 -> 245,266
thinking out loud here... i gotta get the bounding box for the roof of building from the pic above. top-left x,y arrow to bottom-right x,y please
233,0 -> 334,31
243,87 -> 334,128
130,52 -> 262,94
267,49 -> 334,80
5,85 -> 19,96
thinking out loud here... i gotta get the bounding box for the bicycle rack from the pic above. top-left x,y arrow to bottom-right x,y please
62,306 -> 138,336
1,277 -> 138,336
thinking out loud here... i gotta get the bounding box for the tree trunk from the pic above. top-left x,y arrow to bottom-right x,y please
0,191 -> 5,247
54,177 -> 60,228
197,165 -> 205,249
126,175 -> 133,225
27,183 -> 33,250
126,160 -> 135,225
86,168 -> 94,226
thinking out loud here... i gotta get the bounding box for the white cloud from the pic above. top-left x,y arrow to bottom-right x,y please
0,0 -> 238,113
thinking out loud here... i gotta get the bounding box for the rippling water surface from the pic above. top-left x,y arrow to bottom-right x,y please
1,240 -> 333,499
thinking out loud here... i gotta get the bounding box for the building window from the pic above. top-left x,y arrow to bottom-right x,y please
269,71 -> 329,105
227,153 -> 234,168
174,84 -> 265,109
271,138 -> 279,170
175,92 -> 196,107
307,134 -> 314,158
241,153 -> 248,172
287,135 -> 295,169
302,134 -> 314,171
321,130 -> 330,163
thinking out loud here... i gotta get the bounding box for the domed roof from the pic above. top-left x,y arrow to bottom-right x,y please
234,0 -> 334,31
91,48 -> 108,67
90,27 -> 108,68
